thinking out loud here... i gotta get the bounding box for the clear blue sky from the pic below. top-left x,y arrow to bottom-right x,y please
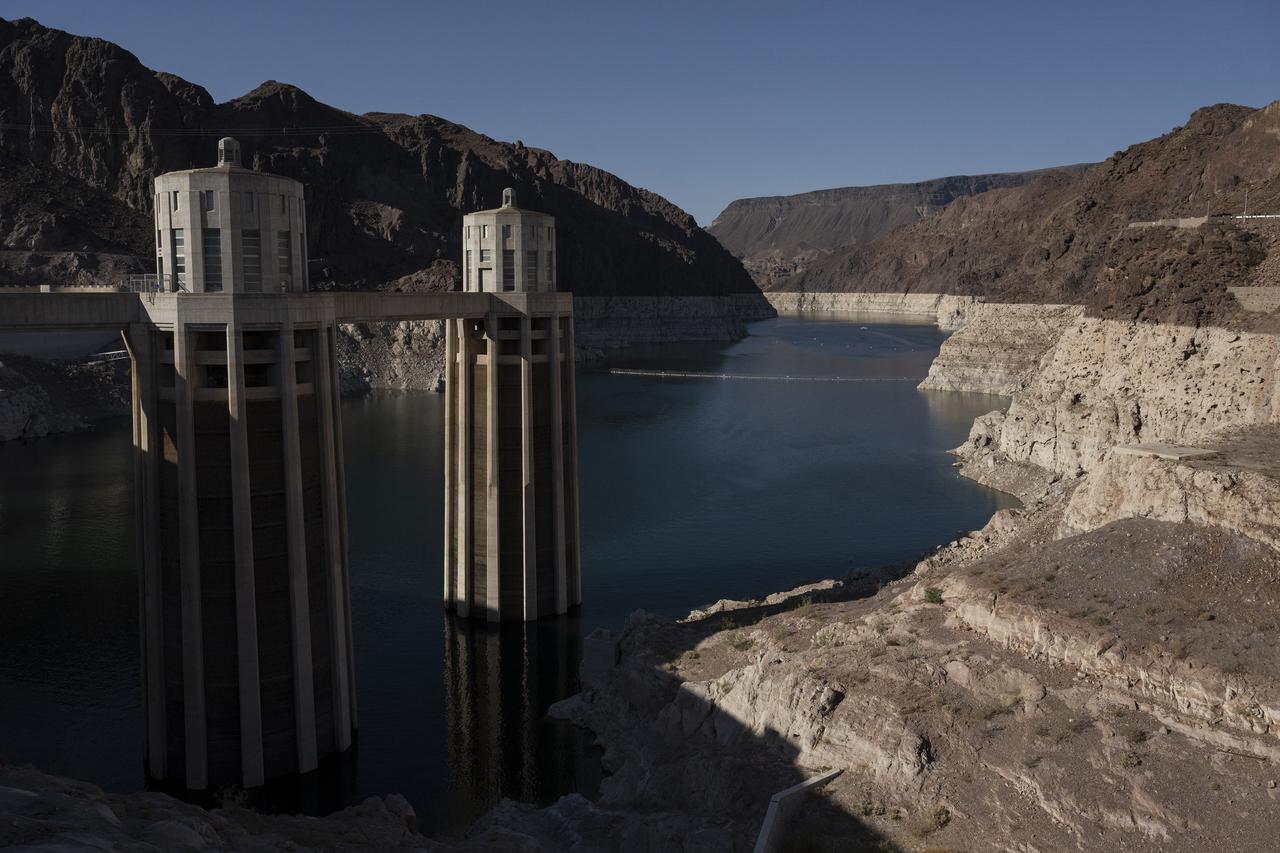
9,0 -> 1279,224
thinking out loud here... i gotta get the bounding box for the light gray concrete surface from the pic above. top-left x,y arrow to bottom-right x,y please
753,768 -> 844,853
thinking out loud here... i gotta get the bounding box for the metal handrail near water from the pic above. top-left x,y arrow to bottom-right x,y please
608,368 -> 915,383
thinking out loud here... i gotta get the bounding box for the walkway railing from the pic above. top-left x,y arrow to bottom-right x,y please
125,273 -> 189,293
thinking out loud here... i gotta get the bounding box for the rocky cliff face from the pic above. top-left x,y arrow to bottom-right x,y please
0,17 -> 769,365
962,316 -> 1280,477
782,101 -> 1280,310
707,167 -> 1088,289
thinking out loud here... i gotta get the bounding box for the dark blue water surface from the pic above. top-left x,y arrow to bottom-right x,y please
0,315 -> 1014,833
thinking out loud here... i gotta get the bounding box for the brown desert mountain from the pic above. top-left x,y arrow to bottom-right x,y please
779,101 -> 1280,327
707,166 -> 1090,288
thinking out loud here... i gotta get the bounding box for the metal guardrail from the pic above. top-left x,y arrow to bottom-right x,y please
125,274 -> 189,293
84,349 -> 130,363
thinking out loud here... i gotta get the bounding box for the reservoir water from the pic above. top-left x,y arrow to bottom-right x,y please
0,314 -> 1015,833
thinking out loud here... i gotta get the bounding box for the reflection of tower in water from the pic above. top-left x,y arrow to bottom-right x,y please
442,611 -> 596,830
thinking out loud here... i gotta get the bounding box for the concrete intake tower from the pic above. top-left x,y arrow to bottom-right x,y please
444,188 -> 582,620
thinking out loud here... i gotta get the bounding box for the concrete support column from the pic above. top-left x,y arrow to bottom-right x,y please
126,325 -> 166,780
314,323 -> 353,752
174,322 -> 208,789
484,312 -> 501,621
225,321 -> 265,787
443,319 -> 457,607
327,324 -> 357,731
564,316 -> 582,607
520,315 -> 537,620
548,313 -> 568,614
277,318 -> 318,774
456,320 -> 474,618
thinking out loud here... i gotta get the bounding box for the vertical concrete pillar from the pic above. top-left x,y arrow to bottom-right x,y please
520,314 -> 537,620
314,324 -> 353,752
484,312 -> 501,621
318,322 -> 355,747
277,318 -> 318,774
225,321 -> 265,787
173,322 -> 208,789
127,325 -> 166,780
443,319 -> 457,608
456,320 -> 474,618
564,316 -> 582,607
548,312 -> 568,614
326,324 -> 358,731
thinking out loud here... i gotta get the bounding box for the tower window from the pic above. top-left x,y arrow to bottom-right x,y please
465,250 -> 471,289
482,224 -> 490,240
200,190 -> 216,211
245,192 -> 255,212
172,228 -> 186,289
243,230 -> 262,292
546,250 -> 554,284
502,224 -> 511,239
526,251 -> 538,288
202,229 -> 223,291
279,195 -> 286,214
502,250 -> 515,291
277,230 -> 292,276
480,248 -> 492,263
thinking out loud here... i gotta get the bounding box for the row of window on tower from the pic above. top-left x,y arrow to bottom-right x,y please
157,227 -> 293,291
464,249 -> 554,291
158,190 -> 298,216
465,223 -> 553,243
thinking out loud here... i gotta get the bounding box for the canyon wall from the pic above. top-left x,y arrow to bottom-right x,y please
964,317 -> 1280,476
708,166 -> 1090,289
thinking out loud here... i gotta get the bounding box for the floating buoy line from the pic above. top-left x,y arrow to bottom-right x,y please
608,368 -> 915,383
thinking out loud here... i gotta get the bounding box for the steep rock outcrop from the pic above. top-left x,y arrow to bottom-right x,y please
973,317 -> 1280,476
917,302 -> 1084,395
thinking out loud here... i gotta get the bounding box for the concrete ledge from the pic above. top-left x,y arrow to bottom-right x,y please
753,768 -> 843,853
1112,443 -> 1216,462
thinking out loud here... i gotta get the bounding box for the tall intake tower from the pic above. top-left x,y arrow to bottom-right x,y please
443,188 -> 582,620
137,139 -> 355,791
